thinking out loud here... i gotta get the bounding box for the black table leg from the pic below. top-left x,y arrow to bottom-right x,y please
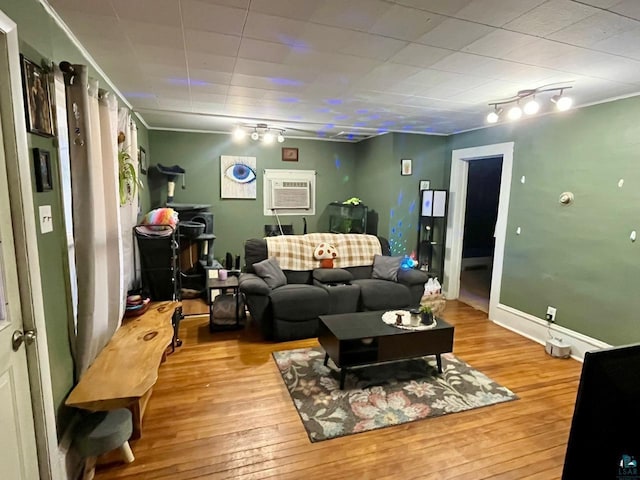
436,353 -> 443,373
323,353 -> 329,367
235,288 -> 240,327
340,368 -> 347,390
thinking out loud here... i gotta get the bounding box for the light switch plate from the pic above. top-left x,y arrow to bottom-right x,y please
39,205 -> 53,234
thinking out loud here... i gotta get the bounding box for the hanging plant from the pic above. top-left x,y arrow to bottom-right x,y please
118,149 -> 142,205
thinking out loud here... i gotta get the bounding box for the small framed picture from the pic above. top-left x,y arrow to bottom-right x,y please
139,146 -> 147,175
33,148 -> 53,192
401,158 -> 412,176
420,180 -> 430,191
282,147 -> 298,162
21,56 -> 55,137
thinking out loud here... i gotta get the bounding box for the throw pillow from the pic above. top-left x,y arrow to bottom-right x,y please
313,268 -> 353,284
253,257 -> 287,289
372,255 -> 402,282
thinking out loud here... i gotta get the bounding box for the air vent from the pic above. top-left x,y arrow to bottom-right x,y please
271,180 -> 310,209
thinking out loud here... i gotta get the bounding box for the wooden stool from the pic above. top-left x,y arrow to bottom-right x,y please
73,409 -> 134,480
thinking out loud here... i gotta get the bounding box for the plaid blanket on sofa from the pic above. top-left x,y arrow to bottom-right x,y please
265,233 -> 382,271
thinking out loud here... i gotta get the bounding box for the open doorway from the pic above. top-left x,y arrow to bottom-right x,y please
458,157 -> 502,312
444,142 -> 514,320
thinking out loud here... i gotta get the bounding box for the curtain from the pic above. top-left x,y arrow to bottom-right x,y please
62,64 -> 124,376
118,108 -> 139,294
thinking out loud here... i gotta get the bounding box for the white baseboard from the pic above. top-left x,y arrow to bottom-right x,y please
491,303 -> 610,362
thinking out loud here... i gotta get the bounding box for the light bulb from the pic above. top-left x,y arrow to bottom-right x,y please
263,132 -> 274,144
523,99 -> 540,115
555,95 -> 573,111
250,131 -> 259,141
232,127 -> 246,141
277,133 -> 285,143
508,105 -> 522,120
486,111 -> 499,123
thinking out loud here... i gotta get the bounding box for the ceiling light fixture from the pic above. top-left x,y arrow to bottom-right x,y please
508,103 -> 523,120
486,106 -> 502,124
233,123 -> 286,145
523,97 -> 540,115
551,92 -> 573,111
486,85 -> 573,124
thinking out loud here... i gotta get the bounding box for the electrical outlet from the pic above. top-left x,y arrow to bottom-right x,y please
546,306 -> 557,323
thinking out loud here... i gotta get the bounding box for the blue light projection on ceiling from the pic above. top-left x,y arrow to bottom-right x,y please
356,109 -> 368,114
335,158 -> 341,169
334,114 -> 349,121
277,34 -> 309,53
279,97 -> 300,103
317,107 -> 331,113
269,77 -> 304,87
325,98 -> 342,105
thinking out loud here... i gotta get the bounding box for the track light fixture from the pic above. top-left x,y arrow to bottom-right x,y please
233,123 -> 286,144
486,85 -> 573,124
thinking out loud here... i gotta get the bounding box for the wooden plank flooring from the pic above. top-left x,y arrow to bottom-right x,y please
95,300 -> 582,480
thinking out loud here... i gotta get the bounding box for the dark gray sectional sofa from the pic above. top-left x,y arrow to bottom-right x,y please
239,235 -> 428,341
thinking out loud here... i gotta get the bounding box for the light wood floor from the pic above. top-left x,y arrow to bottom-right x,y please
96,300 -> 582,480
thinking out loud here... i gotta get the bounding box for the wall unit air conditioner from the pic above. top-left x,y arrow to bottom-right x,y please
271,180 -> 310,209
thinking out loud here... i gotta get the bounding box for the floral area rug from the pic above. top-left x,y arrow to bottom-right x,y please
272,346 -> 518,442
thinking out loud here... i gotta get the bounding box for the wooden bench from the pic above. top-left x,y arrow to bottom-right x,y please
66,301 -> 178,439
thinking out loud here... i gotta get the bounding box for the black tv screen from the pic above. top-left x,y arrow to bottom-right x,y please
562,343 -> 640,479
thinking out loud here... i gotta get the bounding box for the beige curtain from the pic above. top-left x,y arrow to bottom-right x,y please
63,65 -> 123,376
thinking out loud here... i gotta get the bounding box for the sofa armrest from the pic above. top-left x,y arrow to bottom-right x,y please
239,273 -> 271,296
397,268 -> 428,287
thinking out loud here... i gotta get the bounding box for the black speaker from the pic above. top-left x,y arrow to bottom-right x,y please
225,252 -> 233,270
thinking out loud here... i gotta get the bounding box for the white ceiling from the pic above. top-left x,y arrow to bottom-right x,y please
46,0 -> 640,140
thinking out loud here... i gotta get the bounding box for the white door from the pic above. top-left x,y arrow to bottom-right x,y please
0,39 -> 40,480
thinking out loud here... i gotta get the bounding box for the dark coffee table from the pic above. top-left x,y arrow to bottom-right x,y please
318,310 -> 454,389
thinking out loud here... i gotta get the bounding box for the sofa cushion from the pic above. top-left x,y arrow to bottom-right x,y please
372,255 -> 402,282
253,257 -> 287,289
270,284 -> 329,320
352,279 -> 412,310
313,268 -> 353,284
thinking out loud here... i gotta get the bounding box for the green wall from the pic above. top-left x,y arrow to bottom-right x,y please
355,133 -> 448,255
1,0 -> 150,437
147,131 -> 358,259
449,95 -> 640,345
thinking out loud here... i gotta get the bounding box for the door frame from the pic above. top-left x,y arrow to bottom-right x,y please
0,10 -> 59,479
444,142 -> 514,320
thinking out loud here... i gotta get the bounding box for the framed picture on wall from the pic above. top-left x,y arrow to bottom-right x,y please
21,56 -> 55,137
282,147 -> 298,162
139,146 -> 147,175
420,180 -> 430,190
33,148 -> 53,192
401,158 -> 412,176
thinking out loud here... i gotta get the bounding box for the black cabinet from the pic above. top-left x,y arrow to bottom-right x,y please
417,190 -> 448,280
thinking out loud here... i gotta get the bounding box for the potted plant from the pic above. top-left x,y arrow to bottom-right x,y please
118,149 -> 142,206
419,304 -> 434,324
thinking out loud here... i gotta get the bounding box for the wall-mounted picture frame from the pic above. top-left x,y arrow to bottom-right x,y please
33,148 -> 53,192
21,55 -> 55,137
401,158 -> 412,176
220,155 -> 257,199
420,180 -> 430,191
282,147 -> 298,162
139,146 -> 147,175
